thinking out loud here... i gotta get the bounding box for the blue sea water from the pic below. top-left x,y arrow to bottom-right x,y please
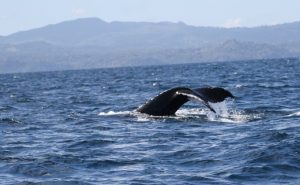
0,58 -> 299,185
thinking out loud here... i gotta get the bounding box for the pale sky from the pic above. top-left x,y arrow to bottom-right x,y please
1,0 -> 300,36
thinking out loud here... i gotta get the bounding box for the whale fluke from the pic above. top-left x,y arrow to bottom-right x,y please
137,87 -> 234,116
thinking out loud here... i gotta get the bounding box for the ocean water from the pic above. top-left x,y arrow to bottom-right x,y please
0,58 -> 299,185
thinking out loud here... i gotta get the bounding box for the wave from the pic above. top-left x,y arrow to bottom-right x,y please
287,111 -> 300,117
277,108 -> 300,117
99,101 -> 260,123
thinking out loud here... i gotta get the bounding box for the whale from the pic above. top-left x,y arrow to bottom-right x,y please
137,87 -> 234,116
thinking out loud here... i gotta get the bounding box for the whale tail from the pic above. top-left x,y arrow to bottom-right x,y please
137,87 -> 234,116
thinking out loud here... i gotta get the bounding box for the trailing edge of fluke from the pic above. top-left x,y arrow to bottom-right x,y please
137,87 -> 235,116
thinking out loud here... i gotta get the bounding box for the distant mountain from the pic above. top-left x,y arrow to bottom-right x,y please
0,18 -> 300,73
2,18 -> 300,48
0,40 -> 298,74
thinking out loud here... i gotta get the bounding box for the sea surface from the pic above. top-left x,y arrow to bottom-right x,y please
0,58 -> 299,185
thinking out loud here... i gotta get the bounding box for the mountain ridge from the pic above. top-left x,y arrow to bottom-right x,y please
4,17 -> 300,36
0,17 -> 300,74
2,18 -> 300,47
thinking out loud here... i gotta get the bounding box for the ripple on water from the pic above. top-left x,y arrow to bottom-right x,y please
0,117 -> 21,124
19,181 -> 93,185
67,139 -> 115,151
1,59 -> 300,184
7,160 -> 73,177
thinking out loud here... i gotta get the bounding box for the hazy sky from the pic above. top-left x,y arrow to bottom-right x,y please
1,0 -> 300,35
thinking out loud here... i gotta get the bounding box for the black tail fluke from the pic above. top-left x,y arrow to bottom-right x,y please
137,87 -> 234,116
192,87 -> 235,103
137,87 -> 191,116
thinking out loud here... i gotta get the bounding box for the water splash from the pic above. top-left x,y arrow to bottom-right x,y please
206,101 -> 260,123
209,102 -> 229,117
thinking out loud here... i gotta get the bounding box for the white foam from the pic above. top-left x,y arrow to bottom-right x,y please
235,84 -> 244,88
176,108 -> 207,116
98,110 -> 132,116
98,110 -> 156,122
287,111 -> 300,117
